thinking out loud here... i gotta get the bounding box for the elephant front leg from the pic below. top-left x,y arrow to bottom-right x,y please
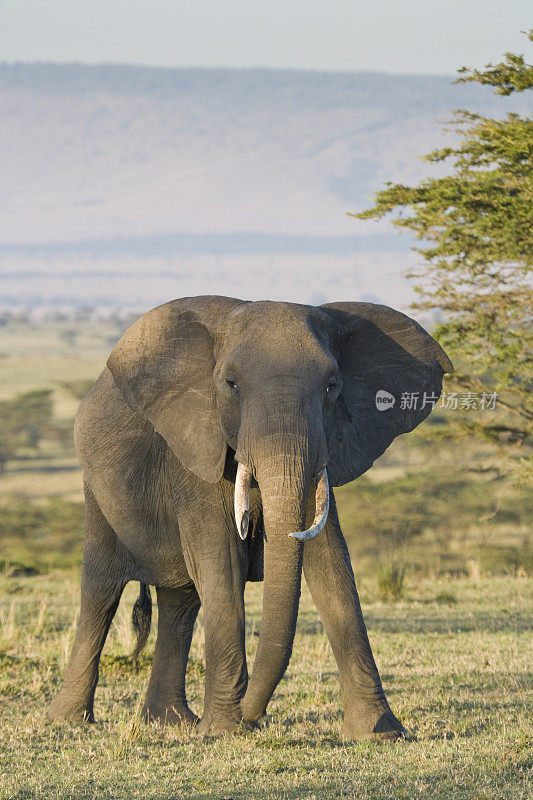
303,500 -> 406,742
196,590 -> 248,735
181,518 -> 249,736
143,585 -> 200,726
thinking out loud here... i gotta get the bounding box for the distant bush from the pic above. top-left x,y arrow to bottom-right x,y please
0,389 -> 53,474
58,328 -> 78,347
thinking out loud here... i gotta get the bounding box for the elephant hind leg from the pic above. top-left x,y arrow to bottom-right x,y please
48,486 -> 126,723
142,585 -> 200,726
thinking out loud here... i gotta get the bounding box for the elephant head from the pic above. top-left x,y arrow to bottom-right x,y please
107,295 -> 452,722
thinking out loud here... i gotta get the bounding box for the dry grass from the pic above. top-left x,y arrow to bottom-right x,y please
0,318 -> 532,798
377,558 -> 406,601
0,572 -> 531,800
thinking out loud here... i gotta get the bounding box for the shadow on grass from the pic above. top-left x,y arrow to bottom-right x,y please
364,612 -> 531,634
181,755 -> 530,800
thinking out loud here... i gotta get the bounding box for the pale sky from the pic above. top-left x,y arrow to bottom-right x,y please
0,0 -> 530,74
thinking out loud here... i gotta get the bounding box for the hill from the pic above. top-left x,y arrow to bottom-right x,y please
0,64 -> 528,309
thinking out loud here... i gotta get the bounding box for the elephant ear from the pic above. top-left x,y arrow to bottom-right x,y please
321,302 -> 453,487
107,296 -> 244,483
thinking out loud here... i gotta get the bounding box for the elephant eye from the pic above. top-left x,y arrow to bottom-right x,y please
226,378 -> 238,390
326,379 -> 337,393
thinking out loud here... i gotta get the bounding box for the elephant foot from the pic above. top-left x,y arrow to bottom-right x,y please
195,714 -> 258,737
142,702 -> 198,728
48,692 -> 94,724
342,707 -> 407,742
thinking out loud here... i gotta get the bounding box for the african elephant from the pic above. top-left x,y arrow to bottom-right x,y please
48,296 -> 452,739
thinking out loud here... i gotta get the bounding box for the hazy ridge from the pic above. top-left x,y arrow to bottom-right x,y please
0,64 -> 527,309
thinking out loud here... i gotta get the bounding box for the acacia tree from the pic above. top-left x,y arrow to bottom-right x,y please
353,31 -> 532,481
0,390 -> 53,474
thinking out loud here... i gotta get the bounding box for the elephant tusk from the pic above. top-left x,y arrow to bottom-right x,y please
289,468 -> 329,542
234,461 -> 252,539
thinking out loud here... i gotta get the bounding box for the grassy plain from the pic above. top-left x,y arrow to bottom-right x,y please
0,572 -> 531,799
0,318 -> 531,798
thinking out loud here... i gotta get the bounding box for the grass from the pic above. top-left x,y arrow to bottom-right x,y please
0,572 -> 531,799
377,558 -> 406,601
335,467 -> 532,577
0,317 -> 532,797
0,497 -> 85,571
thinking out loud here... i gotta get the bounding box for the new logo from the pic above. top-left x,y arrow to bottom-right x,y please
375,390 -> 396,411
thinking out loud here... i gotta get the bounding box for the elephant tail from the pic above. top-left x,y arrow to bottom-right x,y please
131,583 -> 152,668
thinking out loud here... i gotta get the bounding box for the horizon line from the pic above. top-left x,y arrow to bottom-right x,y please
0,60 -> 457,80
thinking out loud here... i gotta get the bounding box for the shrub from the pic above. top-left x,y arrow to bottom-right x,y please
377,558 -> 406,601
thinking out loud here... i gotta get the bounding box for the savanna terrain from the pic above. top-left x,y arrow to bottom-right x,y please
0,315 -> 531,799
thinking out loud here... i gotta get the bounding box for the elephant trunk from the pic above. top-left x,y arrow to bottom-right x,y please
240,474 -> 306,722
237,407 -> 327,722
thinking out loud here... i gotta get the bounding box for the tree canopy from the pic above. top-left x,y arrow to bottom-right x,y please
0,389 -> 53,474
352,31 -> 532,482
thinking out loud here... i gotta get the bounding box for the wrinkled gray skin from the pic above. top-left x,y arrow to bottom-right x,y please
48,297 -> 452,740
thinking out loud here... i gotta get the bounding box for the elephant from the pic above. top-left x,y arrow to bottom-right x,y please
48,296 -> 452,740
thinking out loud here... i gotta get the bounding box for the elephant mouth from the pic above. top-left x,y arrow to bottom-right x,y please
234,462 -> 329,542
